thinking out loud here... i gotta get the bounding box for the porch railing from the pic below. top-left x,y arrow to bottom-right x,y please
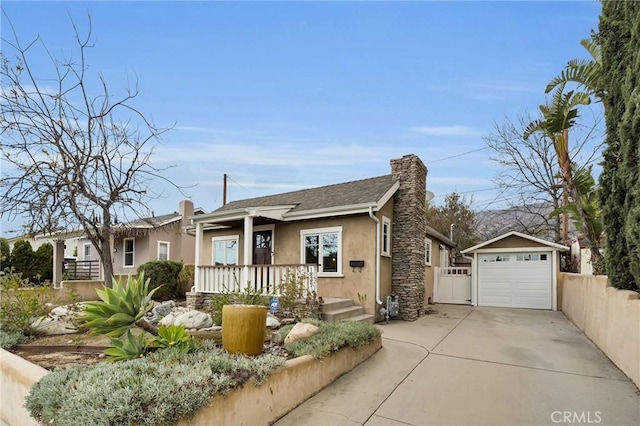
63,260 -> 101,281
196,264 -> 317,296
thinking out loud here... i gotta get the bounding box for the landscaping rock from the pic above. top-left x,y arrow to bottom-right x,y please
153,301 -> 176,319
174,311 -> 213,329
284,322 -> 319,344
266,313 -> 281,329
31,317 -> 78,335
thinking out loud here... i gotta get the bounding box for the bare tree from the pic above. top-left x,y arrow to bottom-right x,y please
482,112 -> 602,245
483,113 -> 564,243
0,14 -> 180,283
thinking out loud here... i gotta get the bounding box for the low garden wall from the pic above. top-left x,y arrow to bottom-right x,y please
0,349 -> 49,426
559,273 -> 640,388
58,280 -> 103,301
0,336 -> 382,426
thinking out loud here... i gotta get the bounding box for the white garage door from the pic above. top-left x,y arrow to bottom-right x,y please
478,252 -> 552,309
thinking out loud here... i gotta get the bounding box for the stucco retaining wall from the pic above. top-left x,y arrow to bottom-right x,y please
0,336 -> 382,426
0,349 -> 49,426
178,335 -> 382,425
559,273 -> 640,388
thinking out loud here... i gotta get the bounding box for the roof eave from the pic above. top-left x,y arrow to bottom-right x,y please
461,231 -> 569,254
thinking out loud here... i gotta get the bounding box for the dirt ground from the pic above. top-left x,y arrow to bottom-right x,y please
9,329 -> 146,370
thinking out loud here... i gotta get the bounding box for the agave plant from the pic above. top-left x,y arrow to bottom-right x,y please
152,324 -> 200,353
79,273 -> 160,337
103,329 -> 147,362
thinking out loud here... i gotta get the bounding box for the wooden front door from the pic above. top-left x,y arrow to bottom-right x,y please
253,230 -> 272,265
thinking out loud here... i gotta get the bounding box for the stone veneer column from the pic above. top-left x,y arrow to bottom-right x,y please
390,154 -> 427,321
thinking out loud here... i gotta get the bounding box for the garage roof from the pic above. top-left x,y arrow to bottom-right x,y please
461,231 -> 569,254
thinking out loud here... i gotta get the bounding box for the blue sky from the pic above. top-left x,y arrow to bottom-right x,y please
1,1 -> 602,236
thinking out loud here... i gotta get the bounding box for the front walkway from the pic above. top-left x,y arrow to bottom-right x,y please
275,305 -> 640,425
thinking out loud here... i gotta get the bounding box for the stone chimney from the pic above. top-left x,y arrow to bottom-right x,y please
390,154 -> 427,321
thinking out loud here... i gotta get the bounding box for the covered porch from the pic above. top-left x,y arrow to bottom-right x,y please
191,206 -> 317,296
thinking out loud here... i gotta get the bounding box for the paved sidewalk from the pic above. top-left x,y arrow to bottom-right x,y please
275,305 -> 640,426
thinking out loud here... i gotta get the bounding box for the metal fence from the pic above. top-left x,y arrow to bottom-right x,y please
63,260 -> 101,281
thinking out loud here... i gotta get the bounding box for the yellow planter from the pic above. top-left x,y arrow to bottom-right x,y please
222,305 -> 268,356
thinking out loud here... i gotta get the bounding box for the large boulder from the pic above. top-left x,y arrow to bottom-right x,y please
174,311 -> 213,330
31,317 -> 78,335
284,322 -> 319,344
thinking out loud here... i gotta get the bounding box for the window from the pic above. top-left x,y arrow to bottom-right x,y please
301,227 -> 342,276
482,255 -> 510,262
158,241 -> 170,261
516,253 -> 548,262
83,243 -> 91,268
381,216 -> 391,257
212,235 -> 238,266
425,238 -> 432,266
123,238 -> 135,268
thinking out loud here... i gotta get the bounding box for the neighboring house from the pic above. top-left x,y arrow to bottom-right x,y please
190,154 -> 430,322
462,231 -> 569,311
53,200 -> 203,283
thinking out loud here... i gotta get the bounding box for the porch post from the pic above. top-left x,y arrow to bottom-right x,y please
194,222 -> 203,292
242,215 -> 254,289
52,240 -> 65,287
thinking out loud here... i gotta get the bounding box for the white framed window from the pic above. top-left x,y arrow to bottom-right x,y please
212,235 -> 239,266
425,238 -> 432,266
158,241 -> 170,261
123,238 -> 135,268
301,226 -> 342,276
83,243 -> 91,268
381,216 -> 391,257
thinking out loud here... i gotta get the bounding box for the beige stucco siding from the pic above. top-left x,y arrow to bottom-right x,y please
202,205 -> 396,316
482,235 -> 548,249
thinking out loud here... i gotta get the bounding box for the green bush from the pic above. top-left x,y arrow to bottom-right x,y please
282,320 -> 381,359
34,243 -> 53,283
9,240 -> 36,283
137,260 -> 183,301
0,330 -> 28,349
25,342 -> 287,426
0,237 -> 11,271
0,270 -> 55,335
177,264 -> 195,297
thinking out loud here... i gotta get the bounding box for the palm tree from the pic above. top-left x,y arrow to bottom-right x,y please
524,84 -> 591,245
549,166 -> 605,273
545,35 -> 605,107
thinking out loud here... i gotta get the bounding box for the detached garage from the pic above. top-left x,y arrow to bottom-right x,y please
461,231 -> 569,310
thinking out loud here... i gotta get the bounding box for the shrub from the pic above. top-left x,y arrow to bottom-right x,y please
33,243 -> 53,283
0,269 -> 54,335
277,270 -> 321,321
25,342 -> 287,426
137,260 -> 183,300
282,319 -> 381,359
0,330 -> 28,349
9,240 -> 36,283
177,264 -> 195,297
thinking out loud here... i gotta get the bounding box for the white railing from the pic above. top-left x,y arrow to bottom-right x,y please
196,264 -> 317,296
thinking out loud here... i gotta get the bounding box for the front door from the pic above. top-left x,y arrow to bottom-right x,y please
253,230 -> 272,265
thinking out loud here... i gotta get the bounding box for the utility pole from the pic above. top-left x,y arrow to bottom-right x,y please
223,173 -> 227,206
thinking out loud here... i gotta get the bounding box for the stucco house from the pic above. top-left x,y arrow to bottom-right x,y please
424,225 -> 458,304
189,154 -> 446,322
53,200 -> 203,283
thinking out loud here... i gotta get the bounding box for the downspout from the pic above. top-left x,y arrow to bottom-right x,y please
368,206 -> 383,307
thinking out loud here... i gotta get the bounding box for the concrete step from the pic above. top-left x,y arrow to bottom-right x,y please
344,314 -> 375,324
322,305 -> 364,322
321,297 -> 355,311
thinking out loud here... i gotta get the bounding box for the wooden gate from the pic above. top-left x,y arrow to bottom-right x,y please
434,267 -> 471,305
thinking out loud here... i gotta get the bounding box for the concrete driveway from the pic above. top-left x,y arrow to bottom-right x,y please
275,305 -> 640,426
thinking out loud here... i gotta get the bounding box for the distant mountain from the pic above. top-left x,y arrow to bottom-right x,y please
474,202 -> 576,243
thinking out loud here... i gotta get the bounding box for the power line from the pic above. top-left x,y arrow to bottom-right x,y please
427,147 -> 489,164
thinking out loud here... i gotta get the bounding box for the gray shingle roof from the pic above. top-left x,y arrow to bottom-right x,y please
215,174 -> 397,214
124,212 -> 180,228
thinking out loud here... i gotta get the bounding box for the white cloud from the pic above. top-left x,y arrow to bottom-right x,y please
408,125 -> 485,137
